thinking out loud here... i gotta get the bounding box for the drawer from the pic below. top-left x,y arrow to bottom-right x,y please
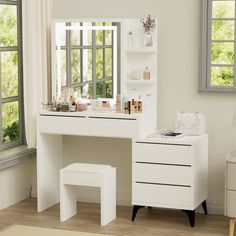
38,115 -> 87,135
86,117 -> 139,138
133,142 -> 193,165
226,190 -> 236,217
228,163 -> 236,190
132,183 -> 193,209
133,163 -> 192,186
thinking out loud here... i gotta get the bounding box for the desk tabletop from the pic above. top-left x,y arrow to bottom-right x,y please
38,110 -> 140,120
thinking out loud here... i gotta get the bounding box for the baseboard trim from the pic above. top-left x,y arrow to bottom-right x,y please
32,186 -> 225,215
205,200 -> 224,215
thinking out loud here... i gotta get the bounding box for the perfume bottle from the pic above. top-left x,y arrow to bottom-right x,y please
138,95 -> 143,113
143,66 -> 150,80
128,31 -> 133,48
116,94 -> 121,112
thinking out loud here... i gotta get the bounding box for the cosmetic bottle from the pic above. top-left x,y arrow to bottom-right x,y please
116,94 -> 121,112
138,95 -> 143,113
143,66 -> 150,80
130,99 -> 135,114
128,31 -> 133,48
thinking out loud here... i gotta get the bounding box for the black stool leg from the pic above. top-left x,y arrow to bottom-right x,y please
202,200 -> 208,215
182,210 -> 195,227
132,205 -> 145,221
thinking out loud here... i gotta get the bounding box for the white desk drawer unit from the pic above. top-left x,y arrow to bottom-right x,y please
132,135 -> 208,227
225,156 -> 236,236
38,112 -> 140,138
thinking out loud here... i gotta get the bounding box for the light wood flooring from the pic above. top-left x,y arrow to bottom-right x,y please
0,198 -> 230,236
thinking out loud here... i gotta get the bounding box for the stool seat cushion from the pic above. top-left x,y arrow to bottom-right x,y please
64,163 -> 112,174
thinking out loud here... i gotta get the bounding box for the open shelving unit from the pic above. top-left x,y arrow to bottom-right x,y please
121,19 -> 157,129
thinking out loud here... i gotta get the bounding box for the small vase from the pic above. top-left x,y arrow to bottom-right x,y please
144,32 -> 153,47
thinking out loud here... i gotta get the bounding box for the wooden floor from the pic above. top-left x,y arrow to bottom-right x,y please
0,198 -> 229,236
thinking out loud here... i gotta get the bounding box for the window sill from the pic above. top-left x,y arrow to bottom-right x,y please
0,145 -> 36,170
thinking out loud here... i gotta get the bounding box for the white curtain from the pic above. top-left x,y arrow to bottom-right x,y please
22,0 -> 52,148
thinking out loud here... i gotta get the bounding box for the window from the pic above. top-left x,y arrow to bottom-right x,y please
0,0 -> 24,150
53,21 -> 120,99
201,0 -> 236,92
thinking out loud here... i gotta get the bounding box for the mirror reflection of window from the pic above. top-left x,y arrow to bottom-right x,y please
53,21 -> 120,100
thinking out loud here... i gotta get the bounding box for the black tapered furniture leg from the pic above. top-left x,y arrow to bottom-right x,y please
132,205 -> 145,221
202,200 -> 208,215
182,210 -> 195,227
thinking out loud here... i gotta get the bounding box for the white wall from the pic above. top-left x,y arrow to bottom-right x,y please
53,0 -> 236,214
0,158 -> 34,211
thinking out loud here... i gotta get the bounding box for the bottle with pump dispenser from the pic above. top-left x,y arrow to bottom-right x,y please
143,66 -> 150,80
128,31 -> 133,48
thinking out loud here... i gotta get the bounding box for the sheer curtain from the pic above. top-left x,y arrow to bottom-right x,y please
22,0 -> 52,148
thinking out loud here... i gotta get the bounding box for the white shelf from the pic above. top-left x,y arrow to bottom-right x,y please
125,48 -> 156,53
125,80 -> 155,85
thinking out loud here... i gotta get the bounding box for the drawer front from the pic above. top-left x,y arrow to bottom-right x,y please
86,117 -> 139,138
132,183 -> 193,208
38,115 -> 87,135
133,142 -> 193,165
226,190 -> 236,217
228,163 -> 236,190
133,163 -> 192,186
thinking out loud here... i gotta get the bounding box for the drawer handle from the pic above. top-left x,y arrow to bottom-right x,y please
135,161 -> 191,167
88,116 -> 137,121
135,181 -> 191,188
135,141 -> 192,147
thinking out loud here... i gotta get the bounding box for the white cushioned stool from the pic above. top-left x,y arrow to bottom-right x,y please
60,163 -> 116,226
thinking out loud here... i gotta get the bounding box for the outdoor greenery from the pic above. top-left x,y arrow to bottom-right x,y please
56,22 -> 113,99
211,0 -> 235,87
0,4 -> 20,144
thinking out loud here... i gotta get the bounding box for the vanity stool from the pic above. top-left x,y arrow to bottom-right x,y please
225,154 -> 236,236
60,163 -> 116,226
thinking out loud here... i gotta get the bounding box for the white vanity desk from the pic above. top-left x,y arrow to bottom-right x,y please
37,110 -> 154,212
37,111 -> 208,227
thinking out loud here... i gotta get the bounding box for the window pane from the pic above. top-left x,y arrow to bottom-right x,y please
56,49 -> 66,87
96,49 -> 103,79
83,83 -> 93,98
212,1 -> 235,18
212,20 -> 234,40
96,82 -> 103,98
83,49 -> 92,82
105,80 -> 113,98
211,42 -> 234,64
96,22 -> 104,45
211,66 -> 234,86
83,22 -> 92,46
2,101 -> 19,144
0,5 -> 17,47
105,48 -> 112,77
55,22 -> 66,46
71,49 -> 81,84
105,22 -> 112,26
74,84 -> 93,98
1,51 -> 18,98
71,23 -> 81,46
105,30 -> 112,45
74,86 -> 82,97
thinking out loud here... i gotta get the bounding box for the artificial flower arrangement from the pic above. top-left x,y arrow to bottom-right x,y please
141,14 -> 156,32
